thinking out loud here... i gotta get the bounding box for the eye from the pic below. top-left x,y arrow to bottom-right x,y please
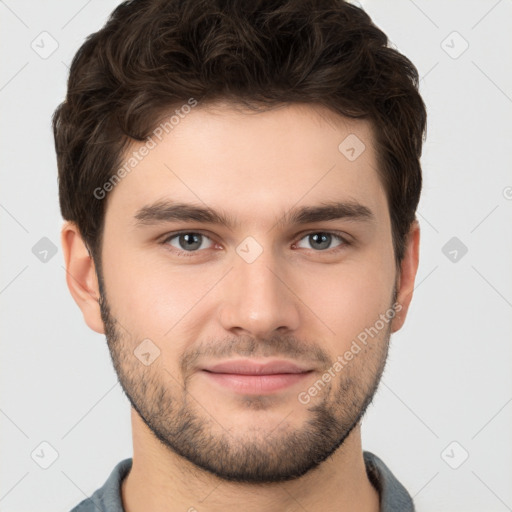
294,231 -> 348,252
162,232 -> 214,255
161,230 -> 350,257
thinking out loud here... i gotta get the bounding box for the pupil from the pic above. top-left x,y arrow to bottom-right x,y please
181,233 -> 201,250
312,233 -> 330,249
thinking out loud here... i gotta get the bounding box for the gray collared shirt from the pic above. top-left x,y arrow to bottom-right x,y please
70,451 -> 415,511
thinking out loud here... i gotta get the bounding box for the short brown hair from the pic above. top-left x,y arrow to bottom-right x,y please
53,0 -> 426,268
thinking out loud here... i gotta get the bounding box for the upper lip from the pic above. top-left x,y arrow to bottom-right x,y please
202,359 -> 313,375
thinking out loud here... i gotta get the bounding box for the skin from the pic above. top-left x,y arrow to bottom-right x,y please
62,101 -> 420,512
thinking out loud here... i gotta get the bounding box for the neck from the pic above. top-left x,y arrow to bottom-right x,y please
121,409 -> 380,512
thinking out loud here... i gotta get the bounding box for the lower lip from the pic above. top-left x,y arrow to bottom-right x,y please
201,370 -> 313,394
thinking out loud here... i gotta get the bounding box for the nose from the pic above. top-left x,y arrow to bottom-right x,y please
218,245 -> 301,339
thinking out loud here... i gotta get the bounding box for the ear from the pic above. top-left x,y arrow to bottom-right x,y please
390,219 -> 420,333
61,221 -> 105,334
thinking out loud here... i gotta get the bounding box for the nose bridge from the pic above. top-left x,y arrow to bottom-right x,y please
219,238 -> 300,336
239,246 -> 281,302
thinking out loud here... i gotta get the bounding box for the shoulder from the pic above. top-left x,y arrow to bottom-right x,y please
363,451 -> 415,512
69,458 -> 133,512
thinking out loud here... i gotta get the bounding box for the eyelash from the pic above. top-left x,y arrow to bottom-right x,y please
160,230 -> 351,258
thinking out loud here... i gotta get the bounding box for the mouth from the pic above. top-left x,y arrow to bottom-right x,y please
200,359 -> 315,394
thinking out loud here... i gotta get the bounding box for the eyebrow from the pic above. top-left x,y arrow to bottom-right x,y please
133,199 -> 375,230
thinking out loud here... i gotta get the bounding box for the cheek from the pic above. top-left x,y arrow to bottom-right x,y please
299,254 -> 395,346
103,246 -> 221,339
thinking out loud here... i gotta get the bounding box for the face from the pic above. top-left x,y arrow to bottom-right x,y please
94,102 -> 404,483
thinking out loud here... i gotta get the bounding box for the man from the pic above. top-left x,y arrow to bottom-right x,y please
54,0 -> 426,510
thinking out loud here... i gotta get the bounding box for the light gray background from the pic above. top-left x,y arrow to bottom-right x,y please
1,1 -> 511,511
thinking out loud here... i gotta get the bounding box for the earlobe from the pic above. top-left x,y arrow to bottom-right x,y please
390,220 -> 420,333
61,221 -> 105,334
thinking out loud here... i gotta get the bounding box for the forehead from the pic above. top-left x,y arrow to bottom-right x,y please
105,102 -> 387,227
